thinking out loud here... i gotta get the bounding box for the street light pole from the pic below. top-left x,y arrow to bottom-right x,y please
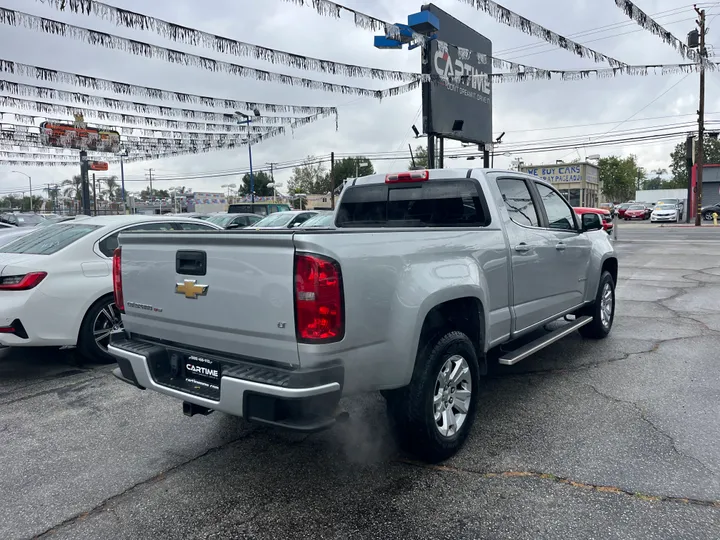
12,171 -> 32,212
235,109 -> 261,203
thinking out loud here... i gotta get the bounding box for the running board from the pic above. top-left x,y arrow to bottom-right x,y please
498,316 -> 593,366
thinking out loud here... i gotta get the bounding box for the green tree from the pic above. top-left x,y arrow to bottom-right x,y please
62,175 -> 82,200
408,145 -> 428,169
140,186 -> 169,199
238,171 -> 273,197
598,155 -> 640,202
669,136 -> 720,189
331,157 -> 375,184
103,176 -> 120,202
287,156 -> 327,194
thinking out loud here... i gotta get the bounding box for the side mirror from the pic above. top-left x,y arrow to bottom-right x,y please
291,222 -> 302,228
581,213 -> 603,232
226,223 -> 239,229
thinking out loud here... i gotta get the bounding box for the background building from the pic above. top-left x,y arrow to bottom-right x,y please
519,161 -> 600,207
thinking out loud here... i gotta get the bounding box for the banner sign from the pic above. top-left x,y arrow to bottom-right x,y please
39,121 -> 121,153
89,161 -> 109,171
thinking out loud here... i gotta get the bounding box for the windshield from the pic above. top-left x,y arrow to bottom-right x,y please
628,205 -> 645,210
656,204 -> 676,209
0,223 -> 101,255
300,212 -> 334,227
206,215 -> 234,227
253,212 -> 295,227
14,214 -> 44,227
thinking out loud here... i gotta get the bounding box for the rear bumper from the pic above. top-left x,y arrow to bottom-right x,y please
109,338 -> 343,433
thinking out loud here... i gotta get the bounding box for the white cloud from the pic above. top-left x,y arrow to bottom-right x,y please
0,0 -> 714,196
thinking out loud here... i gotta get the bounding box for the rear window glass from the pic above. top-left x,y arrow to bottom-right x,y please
0,223 -> 101,255
336,180 -> 488,228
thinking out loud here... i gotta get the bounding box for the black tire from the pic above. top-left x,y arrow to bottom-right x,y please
578,271 -> 615,339
78,294 -> 122,364
385,331 -> 480,463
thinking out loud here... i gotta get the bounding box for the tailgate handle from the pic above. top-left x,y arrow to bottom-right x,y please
176,250 -> 207,276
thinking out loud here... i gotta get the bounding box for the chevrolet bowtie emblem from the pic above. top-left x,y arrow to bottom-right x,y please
175,279 -> 209,299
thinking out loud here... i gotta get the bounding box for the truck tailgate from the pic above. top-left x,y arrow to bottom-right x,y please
118,231 -> 299,367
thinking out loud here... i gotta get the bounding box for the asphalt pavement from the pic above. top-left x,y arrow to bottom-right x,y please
1,222 -> 719,539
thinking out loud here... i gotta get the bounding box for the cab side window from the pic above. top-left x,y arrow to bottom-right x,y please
97,222 -> 176,257
535,183 -> 577,230
496,178 -> 540,227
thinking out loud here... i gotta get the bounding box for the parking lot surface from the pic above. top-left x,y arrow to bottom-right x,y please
1,224 -> 719,539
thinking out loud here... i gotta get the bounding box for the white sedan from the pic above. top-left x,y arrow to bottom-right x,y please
0,215 -> 221,362
650,204 -> 680,223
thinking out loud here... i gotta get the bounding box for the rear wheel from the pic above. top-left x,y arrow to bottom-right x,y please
78,295 -> 123,364
578,271 -> 615,339
385,330 -> 480,463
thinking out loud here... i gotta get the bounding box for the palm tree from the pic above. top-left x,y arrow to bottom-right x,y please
62,175 -> 83,214
103,176 -> 120,202
62,175 -> 82,199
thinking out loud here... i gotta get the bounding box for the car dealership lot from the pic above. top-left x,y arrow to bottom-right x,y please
1,226 -> 719,540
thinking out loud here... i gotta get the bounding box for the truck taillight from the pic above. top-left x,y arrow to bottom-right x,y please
385,170 -> 429,183
113,247 -> 124,313
294,253 -> 344,342
0,272 -> 47,291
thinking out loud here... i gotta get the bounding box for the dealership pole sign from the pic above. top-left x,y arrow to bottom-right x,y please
40,114 -> 120,153
422,4 -> 492,146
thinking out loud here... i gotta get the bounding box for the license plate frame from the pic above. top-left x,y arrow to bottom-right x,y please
182,354 -> 222,396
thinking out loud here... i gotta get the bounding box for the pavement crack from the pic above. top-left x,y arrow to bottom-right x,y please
395,459 -> 720,508
585,384 -> 715,475
32,428 -> 259,539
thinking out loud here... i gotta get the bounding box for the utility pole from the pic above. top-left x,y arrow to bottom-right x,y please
695,5 -> 706,226
92,173 -> 98,216
330,152 -> 336,209
147,168 -> 154,200
269,163 -> 276,202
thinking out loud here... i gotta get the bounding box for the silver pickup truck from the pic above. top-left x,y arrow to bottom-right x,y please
109,168 -> 617,462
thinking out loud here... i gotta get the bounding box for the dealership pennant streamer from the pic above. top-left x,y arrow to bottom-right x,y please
613,0 -> 704,64
280,0 -> 626,67
0,93 -> 338,133
1,111 -> 328,156
489,62 -> 717,83
0,8 -> 420,99
456,0 -> 627,67
278,0 -> 562,75
0,60 -> 339,119
35,0 -> 418,83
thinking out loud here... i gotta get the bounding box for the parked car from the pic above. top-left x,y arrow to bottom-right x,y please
228,202 -> 292,216
624,204 -> 650,220
205,212 -> 262,230
650,204 -> 680,223
701,203 -> 720,221
0,213 -> 44,227
249,210 -> 318,229
616,203 -> 633,218
297,211 -> 335,229
656,198 -> 684,219
109,168 -> 617,463
574,207 -> 613,233
0,215 -> 222,362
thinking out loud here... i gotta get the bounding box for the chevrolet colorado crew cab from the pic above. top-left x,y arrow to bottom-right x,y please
109,168 -> 617,462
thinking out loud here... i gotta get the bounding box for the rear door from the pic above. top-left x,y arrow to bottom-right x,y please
532,182 -> 591,311
119,232 -> 300,366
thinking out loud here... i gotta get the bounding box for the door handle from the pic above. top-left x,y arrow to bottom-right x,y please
555,243 -> 566,251
514,244 -> 531,253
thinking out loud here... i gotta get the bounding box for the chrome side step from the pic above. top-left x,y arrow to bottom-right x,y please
498,316 -> 593,366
